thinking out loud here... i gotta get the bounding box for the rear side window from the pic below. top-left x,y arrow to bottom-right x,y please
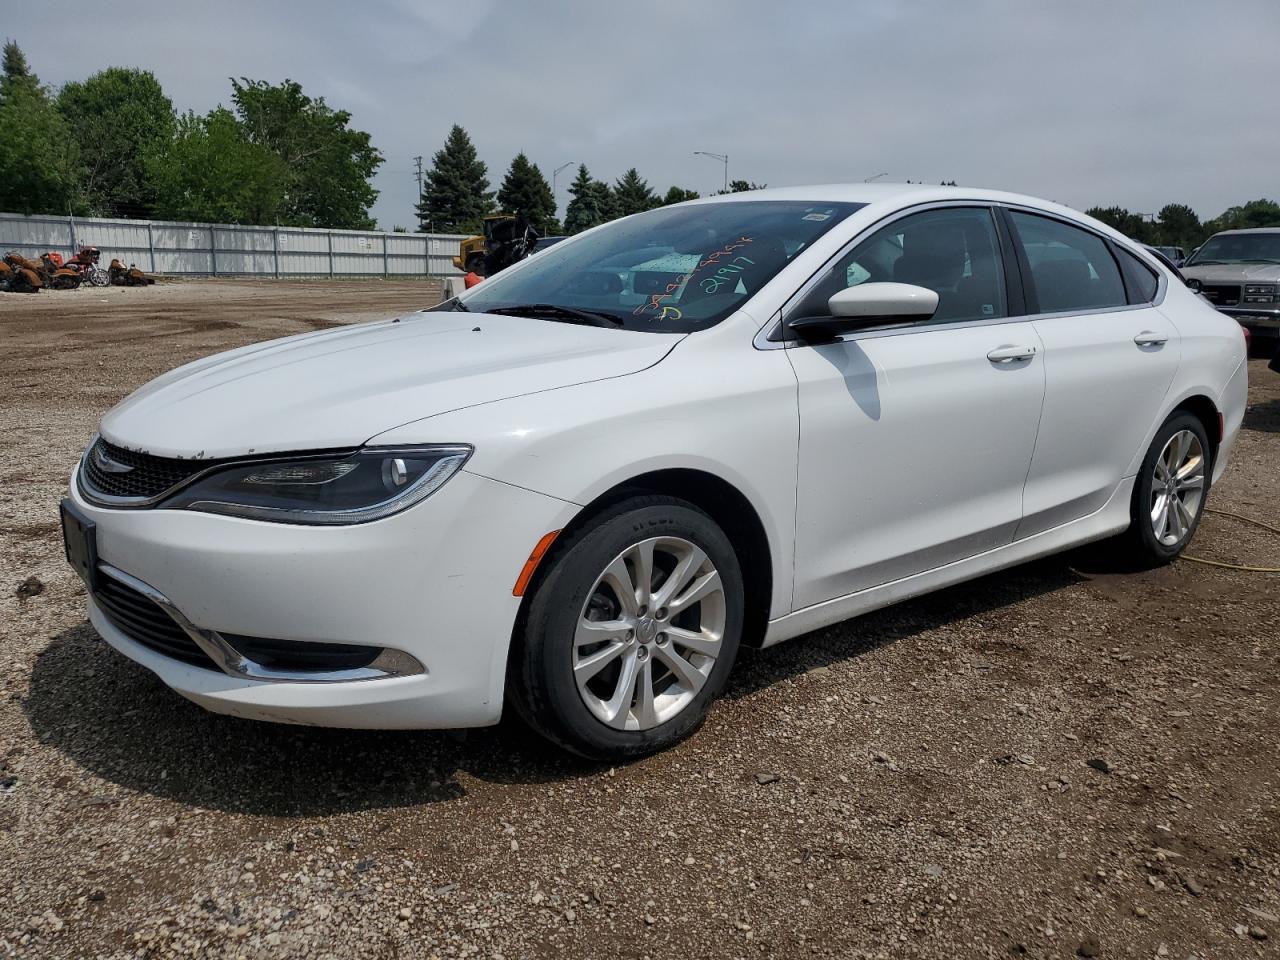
1114,246 -> 1160,303
1009,211 -> 1127,314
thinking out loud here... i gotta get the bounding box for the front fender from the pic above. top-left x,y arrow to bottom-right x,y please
370,327 -> 800,619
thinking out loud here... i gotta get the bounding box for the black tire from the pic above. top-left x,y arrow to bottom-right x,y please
1120,411 -> 1211,565
464,253 -> 485,275
509,495 -> 744,761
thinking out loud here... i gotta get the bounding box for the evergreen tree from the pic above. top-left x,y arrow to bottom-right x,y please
416,124 -> 493,233
3,39 -> 30,79
0,41 -> 84,216
662,186 -> 700,205
57,67 -> 175,218
497,152 -> 555,231
564,164 -> 605,233
613,168 -> 657,217
591,179 -> 617,222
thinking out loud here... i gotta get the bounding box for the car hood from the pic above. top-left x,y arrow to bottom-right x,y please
1182,263 -> 1280,283
100,312 -> 681,459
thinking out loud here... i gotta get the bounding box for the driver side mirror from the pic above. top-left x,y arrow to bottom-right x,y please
787,282 -> 939,340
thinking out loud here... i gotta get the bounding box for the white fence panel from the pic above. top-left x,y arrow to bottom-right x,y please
0,212 -> 466,278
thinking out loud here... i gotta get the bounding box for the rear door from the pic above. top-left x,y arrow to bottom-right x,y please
786,204 -> 1046,608
1005,209 -> 1180,538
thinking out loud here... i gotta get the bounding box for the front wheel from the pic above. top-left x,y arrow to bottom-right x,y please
1121,412 -> 1211,565
510,496 -> 744,760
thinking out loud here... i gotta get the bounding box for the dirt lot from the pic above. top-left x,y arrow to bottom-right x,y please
1,279 -> 1278,959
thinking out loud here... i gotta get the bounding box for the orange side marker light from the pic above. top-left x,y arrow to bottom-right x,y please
513,530 -> 561,597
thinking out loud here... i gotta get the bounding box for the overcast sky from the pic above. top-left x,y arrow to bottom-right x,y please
16,0 -> 1278,230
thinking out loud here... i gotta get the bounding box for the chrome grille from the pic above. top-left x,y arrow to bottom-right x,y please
1200,283 -> 1241,307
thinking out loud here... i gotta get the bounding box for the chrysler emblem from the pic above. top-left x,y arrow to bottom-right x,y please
91,445 -> 134,474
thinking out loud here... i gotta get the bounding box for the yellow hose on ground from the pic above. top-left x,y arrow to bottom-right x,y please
1182,508 -> 1280,573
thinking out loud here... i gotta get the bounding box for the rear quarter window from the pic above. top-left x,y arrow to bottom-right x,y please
1115,246 -> 1160,303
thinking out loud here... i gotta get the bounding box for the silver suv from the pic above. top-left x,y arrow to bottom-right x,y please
1181,227 -> 1280,346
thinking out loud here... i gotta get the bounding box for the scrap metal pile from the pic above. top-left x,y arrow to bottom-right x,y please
0,246 -> 154,293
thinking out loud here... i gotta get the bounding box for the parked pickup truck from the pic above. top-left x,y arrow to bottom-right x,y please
1181,227 -> 1280,350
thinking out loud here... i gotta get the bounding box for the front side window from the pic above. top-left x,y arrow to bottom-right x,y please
1009,211 -> 1126,314
793,206 -> 1008,325
454,200 -> 863,333
1185,232 -> 1280,266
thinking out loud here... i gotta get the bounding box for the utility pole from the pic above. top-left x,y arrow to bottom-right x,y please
413,155 -> 424,231
694,151 -> 729,193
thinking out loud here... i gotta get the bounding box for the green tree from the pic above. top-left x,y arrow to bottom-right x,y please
416,124 -> 493,233
717,179 -> 767,195
3,39 -> 29,79
613,168 -> 657,217
57,67 -> 174,218
230,78 -> 382,229
1154,203 -> 1201,250
590,178 -> 617,222
1206,199 -> 1280,234
564,164 -> 606,233
147,108 -> 288,224
496,152 -> 556,231
1085,206 -> 1155,244
0,41 -> 84,216
662,186 -> 700,205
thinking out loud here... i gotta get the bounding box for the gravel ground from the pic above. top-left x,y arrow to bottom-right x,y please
1,279 -> 1278,959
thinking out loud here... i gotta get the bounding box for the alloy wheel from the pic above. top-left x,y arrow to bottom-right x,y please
573,536 -> 726,731
1150,429 -> 1205,547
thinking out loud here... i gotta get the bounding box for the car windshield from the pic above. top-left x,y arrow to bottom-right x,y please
1186,233 -> 1280,266
450,200 -> 864,332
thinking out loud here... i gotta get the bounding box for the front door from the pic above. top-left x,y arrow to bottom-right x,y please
786,205 -> 1046,609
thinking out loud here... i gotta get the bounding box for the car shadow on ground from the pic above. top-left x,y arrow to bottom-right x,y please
1244,396 -> 1280,434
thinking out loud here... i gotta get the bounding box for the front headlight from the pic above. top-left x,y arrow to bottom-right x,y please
161,445 -> 472,525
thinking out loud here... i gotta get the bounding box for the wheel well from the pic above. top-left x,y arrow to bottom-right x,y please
513,469 -> 774,652
1172,395 -> 1220,466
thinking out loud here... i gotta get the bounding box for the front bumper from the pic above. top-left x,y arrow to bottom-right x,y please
68,467 -> 577,728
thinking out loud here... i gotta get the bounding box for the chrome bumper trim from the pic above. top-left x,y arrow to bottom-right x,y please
96,563 -> 425,684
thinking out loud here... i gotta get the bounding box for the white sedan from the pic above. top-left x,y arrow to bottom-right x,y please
62,184 -> 1248,759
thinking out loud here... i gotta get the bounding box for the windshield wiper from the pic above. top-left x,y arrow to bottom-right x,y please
1188,259 -> 1225,265
1240,258 -> 1280,264
485,303 -> 624,327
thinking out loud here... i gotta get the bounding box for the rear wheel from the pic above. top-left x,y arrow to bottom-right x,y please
1121,412 -> 1211,565
510,496 -> 743,760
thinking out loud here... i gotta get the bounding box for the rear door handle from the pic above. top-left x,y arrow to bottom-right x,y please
986,345 -> 1038,363
1134,331 -> 1169,347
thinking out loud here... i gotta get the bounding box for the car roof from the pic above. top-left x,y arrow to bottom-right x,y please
683,183 -> 1132,245
1208,227 -> 1280,236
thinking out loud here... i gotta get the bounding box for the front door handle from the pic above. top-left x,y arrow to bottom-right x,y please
987,345 -> 1038,363
1134,331 -> 1169,347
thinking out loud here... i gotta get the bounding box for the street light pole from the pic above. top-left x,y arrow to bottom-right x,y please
550,162 -> 575,233
694,151 -> 729,192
